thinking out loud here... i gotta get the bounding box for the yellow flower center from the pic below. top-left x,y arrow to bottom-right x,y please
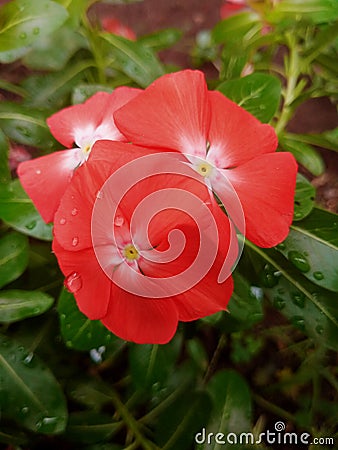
196,161 -> 213,177
123,244 -> 139,261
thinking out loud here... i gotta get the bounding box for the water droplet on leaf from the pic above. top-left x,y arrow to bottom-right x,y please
25,220 -> 36,230
260,264 -> 280,288
275,242 -> 286,251
315,325 -> 324,335
64,272 -> 82,293
292,315 -> 305,331
33,27 -> 40,35
273,296 -> 286,310
292,292 -> 305,308
23,352 -> 34,366
19,32 -> 27,39
313,271 -> 324,280
21,406 -> 29,415
288,251 -> 310,273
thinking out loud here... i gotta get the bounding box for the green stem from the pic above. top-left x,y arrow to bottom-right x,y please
202,334 -> 227,384
253,394 -> 298,425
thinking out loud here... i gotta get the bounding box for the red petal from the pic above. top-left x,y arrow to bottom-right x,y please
207,91 -> 278,168
47,92 -> 111,148
17,149 -> 81,223
114,70 -> 211,157
224,152 -> 298,247
53,239 -> 111,319
101,288 -> 178,344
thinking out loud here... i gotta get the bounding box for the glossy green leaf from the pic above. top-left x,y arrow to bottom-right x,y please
0,334 -> 68,434
155,390 -> 212,450
249,244 -> 338,350
53,0 -> 90,27
138,28 -> 183,51
0,290 -> 54,323
280,134 -> 325,176
23,25 -> 86,71
293,173 -> 316,221
0,179 -> 53,241
72,84 -> 113,105
0,102 -> 57,150
277,208 -> 338,291
0,129 -> 10,185
267,0 -> 338,25
66,411 -> 120,444
217,73 -> 281,123
0,231 -> 29,289
129,333 -> 182,389
203,370 -> 252,450
212,12 -> 261,44
101,32 -> 165,87
0,0 -> 69,62
57,288 -> 114,351
220,272 -> 264,332
289,128 -> 338,152
21,60 -> 93,109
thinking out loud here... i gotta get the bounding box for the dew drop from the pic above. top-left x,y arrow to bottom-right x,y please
292,315 -> 305,331
33,27 -> 40,35
114,215 -> 124,227
292,292 -> 305,309
275,242 -> 286,251
96,190 -> 103,199
313,271 -> 324,280
21,406 -> 29,415
19,32 -> 27,39
72,236 -> 79,247
288,251 -> 310,273
71,207 -> 78,216
36,169 -> 41,175
23,352 -> 34,366
66,340 -> 73,347
273,296 -> 286,310
59,218 -> 66,225
315,325 -> 324,335
64,272 -> 82,293
260,264 -> 279,288
25,220 -> 36,230
60,313 -> 66,320
294,212 -> 302,219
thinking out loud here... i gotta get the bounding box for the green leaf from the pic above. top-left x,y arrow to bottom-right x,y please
220,272 -> 264,332
280,134 -> 325,176
293,173 -> 315,221
0,102 -> 57,149
0,290 -> 54,323
0,129 -> 10,185
0,334 -> 68,434
72,84 -> 113,104
289,128 -> 338,152
212,12 -> 261,44
0,231 -> 29,289
277,208 -> 338,291
101,32 -> 165,87
23,24 -> 86,71
0,0 -> 69,62
155,390 -> 212,450
0,179 -> 53,241
138,28 -> 183,52
203,370 -> 252,450
21,60 -> 93,109
248,244 -> 338,350
267,0 -> 338,25
65,411 -> 120,444
217,73 -> 282,123
129,334 -> 182,389
57,288 -> 114,351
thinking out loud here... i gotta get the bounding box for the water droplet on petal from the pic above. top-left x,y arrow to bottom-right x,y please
71,208 -> 78,216
288,251 -> 310,273
72,236 -> 79,247
114,215 -> 124,227
96,190 -> 103,199
313,271 -> 324,280
36,169 -> 41,175
59,218 -> 66,225
64,272 -> 82,293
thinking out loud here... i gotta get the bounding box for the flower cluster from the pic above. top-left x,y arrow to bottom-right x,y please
18,70 -> 297,344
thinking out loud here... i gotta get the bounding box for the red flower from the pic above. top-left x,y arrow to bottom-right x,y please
17,88 -> 140,223
114,70 -> 298,248
220,0 -> 247,19
53,141 -> 234,344
101,16 -> 136,41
